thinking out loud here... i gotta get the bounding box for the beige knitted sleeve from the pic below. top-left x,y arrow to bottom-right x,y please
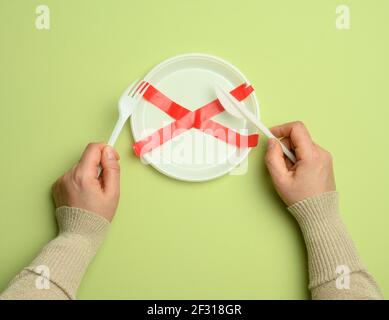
0,206 -> 109,300
288,192 -> 383,300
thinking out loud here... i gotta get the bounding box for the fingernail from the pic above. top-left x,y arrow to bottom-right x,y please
105,146 -> 116,160
268,139 -> 275,150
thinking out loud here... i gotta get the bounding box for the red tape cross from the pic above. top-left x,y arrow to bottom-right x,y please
132,83 -> 259,157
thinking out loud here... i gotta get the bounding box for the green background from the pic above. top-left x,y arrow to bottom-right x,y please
0,0 -> 388,299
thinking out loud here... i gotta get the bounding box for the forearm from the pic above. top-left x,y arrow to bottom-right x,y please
288,192 -> 383,299
0,207 -> 109,300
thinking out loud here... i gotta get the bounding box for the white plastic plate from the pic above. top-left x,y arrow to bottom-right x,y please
130,53 -> 260,182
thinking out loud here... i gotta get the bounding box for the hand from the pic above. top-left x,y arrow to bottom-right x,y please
52,143 -> 120,222
265,121 -> 336,206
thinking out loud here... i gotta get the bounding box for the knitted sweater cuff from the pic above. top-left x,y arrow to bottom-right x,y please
25,207 -> 109,299
288,192 -> 365,288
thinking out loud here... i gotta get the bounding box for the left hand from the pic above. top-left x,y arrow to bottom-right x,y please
52,143 -> 121,222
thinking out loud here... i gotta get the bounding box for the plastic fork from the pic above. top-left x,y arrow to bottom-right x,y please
97,79 -> 150,176
107,79 -> 150,147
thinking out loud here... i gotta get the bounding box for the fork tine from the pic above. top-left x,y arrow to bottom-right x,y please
138,82 -> 150,96
134,83 -> 150,104
130,80 -> 147,97
129,79 -> 143,97
131,80 -> 147,97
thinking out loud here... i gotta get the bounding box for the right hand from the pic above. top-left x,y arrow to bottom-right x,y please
265,121 -> 336,206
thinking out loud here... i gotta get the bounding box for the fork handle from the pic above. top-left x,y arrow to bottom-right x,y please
97,117 -> 127,178
108,117 -> 127,146
244,114 -> 297,164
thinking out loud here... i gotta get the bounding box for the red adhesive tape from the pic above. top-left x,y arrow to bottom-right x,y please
132,83 -> 259,157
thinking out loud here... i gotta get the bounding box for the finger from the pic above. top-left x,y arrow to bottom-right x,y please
265,138 -> 291,183
270,137 -> 295,169
270,121 -> 313,160
101,146 -> 120,197
279,137 -> 293,151
280,138 -> 296,169
78,142 -> 106,178
284,156 -> 294,170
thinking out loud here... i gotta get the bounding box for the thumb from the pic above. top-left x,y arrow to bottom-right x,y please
265,139 -> 289,184
101,146 -> 120,196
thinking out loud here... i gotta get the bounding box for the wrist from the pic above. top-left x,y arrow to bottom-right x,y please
56,206 -> 110,234
287,191 -> 340,225
55,206 -> 110,250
